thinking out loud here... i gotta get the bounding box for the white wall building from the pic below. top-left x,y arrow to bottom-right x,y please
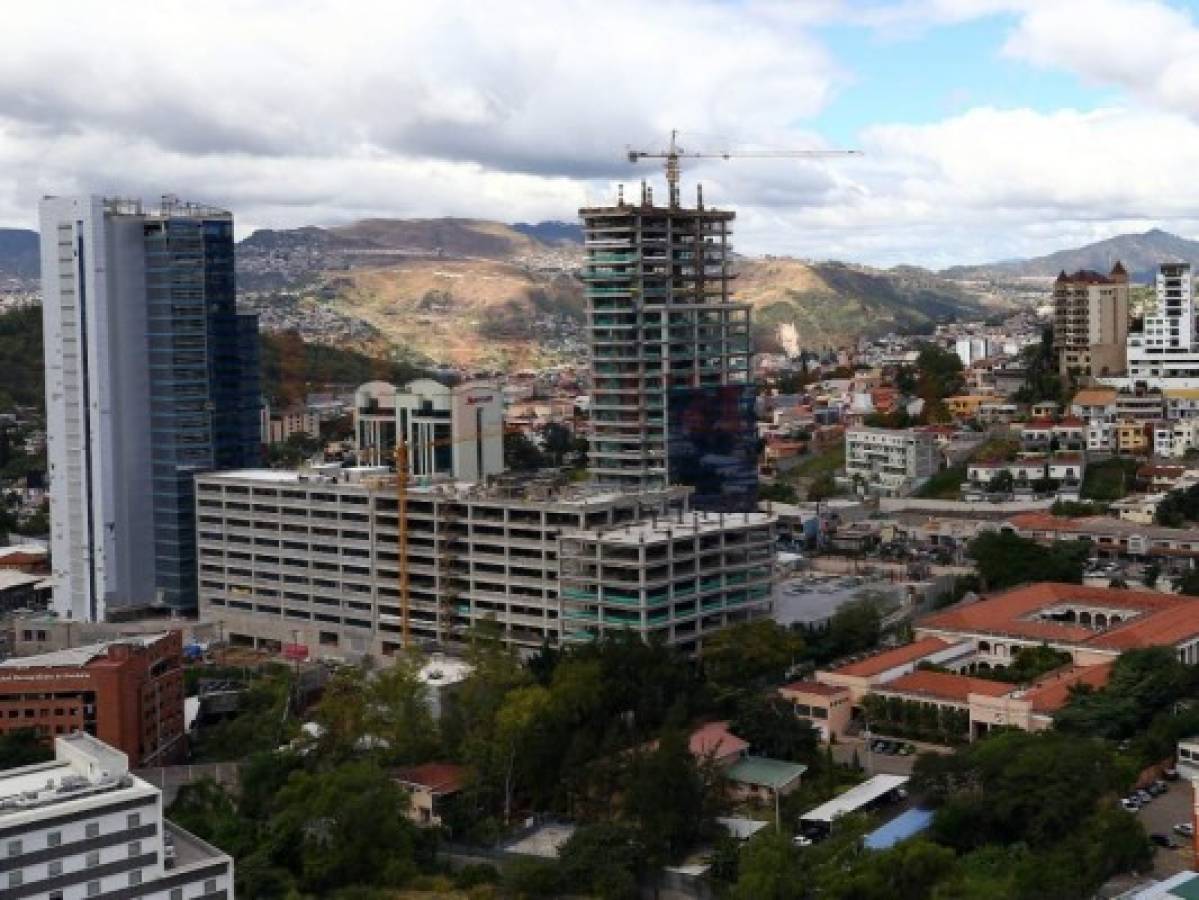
1124,263 -> 1199,388
40,196 -> 157,621
0,732 -> 232,899
354,379 -> 503,482
843,428 -> 937,496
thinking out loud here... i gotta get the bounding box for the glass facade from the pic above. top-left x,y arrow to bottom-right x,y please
144,216 -> 260,608
667,384 -> 759,512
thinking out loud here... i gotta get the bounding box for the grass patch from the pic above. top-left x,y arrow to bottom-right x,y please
783,446 -> 845,482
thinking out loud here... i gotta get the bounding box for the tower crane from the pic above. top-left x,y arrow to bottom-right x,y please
627,129 -> 861,206
391,422 -> 513,649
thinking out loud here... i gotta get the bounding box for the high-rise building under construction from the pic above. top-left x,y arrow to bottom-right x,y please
580,183 -> 758,510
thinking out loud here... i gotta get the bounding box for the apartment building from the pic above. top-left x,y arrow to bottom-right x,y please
0,632 -> 185,767
843,427 -> 937,496
195,466 -> 771,656
1052,264 -> 1129,377
1127,262 -> 1199,387
39,195 -> 260,619
353,379 -> 504,481
580,186 -> 757,509
260,404 -> 320,445
0,732 -> 233,899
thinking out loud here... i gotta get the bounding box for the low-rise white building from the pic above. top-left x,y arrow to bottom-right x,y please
0,732 -> 233,898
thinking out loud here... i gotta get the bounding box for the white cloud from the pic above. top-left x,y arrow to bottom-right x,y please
1002,0 -> 1199,115
5,0 -> 1199,268
0,0 -> 842,233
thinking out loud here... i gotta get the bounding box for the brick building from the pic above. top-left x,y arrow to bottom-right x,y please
0,632 -> 184,766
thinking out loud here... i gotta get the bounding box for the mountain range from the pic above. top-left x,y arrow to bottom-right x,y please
941,228 -> 1199,283
0,229 -> 39,279
8,217 -> 1199,364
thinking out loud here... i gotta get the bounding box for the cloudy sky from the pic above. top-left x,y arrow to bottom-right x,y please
5,0 -> 1199,266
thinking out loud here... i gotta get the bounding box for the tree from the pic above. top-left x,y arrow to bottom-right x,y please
807,472 -> 838,502
0,728 -> 52,768
266,762 -> 425,894
622,730 -> 715,866
732,829 -> 804,900
1054,646 -> 1190,739
366,653 -> 439,763
914,344 -> 965,403
703,620 -> 805,702
985,470 -> 1013,495
731,694 -> 820,761
540,422 -> 576,466
759,481 -> 798,504
503,431 -> 547,471
966,531 -> 1088,591
492,684 -> 553,822
1179,569 -> 1199,597
559,822 -> 645,900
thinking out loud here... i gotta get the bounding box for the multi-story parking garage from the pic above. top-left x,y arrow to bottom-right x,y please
195,467 -> 775,659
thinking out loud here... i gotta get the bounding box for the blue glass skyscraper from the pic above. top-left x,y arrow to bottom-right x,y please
41,196 -> 260,619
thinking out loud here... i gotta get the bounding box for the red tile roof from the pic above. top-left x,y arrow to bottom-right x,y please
690,721 -> 749,760
779,680 -> 848,698
919,583 -> 1199,651
829,637 -> 953,678
877,670 -> 1013,704
395,762 -> 467,795
1089,602 -> 1199,650
1022,662 -> 1114,713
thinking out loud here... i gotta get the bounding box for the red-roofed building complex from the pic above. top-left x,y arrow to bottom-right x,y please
805,582 -> 1199,742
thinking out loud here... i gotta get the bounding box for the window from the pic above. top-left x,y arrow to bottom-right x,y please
86,850 -> 100,866
50,892 -> 64,900
205,878 -> 218,892
47,831 -> 61,848
87,881 -> 101,897
129,869 -> 142,886
128,840 -> 141,856
8,870 -> 22,887
170,889 -> 184,900
127,811 -> 141,829
48,860 -> 62,876
85,822 -> 100,838
6,839 -> 20,857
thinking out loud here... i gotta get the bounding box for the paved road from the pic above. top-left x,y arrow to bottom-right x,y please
1132,779 -> 1195,879
830,735 -> 952,776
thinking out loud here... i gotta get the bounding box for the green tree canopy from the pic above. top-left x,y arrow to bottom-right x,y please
966,530 -> 1088,591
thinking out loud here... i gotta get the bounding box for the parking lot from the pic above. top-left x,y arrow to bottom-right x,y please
1125,778 -> 1195,878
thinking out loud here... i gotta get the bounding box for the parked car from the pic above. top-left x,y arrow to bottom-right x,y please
898,743 -> 915,756
1173,823 -> 1194,838
1120,798 -> 1140,813
1149,780 -> 1169,796
792,835 -> 813,848
1136,790 -> 1154,805
1150,833 -> 1179,849
872,740 -> 887,753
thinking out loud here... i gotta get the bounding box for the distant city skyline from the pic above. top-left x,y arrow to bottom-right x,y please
8,1 -> 1199,266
